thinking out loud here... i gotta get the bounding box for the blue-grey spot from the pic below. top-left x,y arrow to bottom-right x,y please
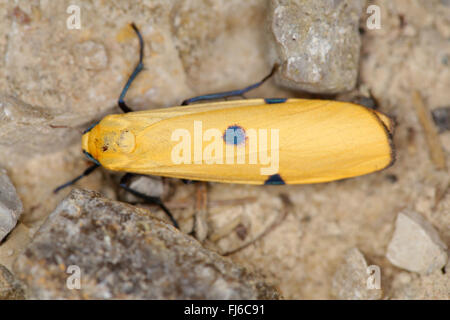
264,174 -> 285,185
223,125 -> 246,145
264,98 -> 287,104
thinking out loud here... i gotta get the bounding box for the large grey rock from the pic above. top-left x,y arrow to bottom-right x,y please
0,169 -> 23,242
386,211 -> 448,275
268,0 -> 364,93
331,248 -> 382,300
13,189 -> 280,299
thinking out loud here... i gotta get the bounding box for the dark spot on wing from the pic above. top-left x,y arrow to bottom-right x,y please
264,174 -> 285,185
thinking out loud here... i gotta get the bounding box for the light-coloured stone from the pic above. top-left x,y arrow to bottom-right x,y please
0,169 -> 23,242
268,0 -> 364,93
331,248 -> 382,300
121,175 -> 165,203
386,211 -> 448,274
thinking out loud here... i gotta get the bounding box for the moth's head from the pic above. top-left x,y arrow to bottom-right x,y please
81,116 -> 136,167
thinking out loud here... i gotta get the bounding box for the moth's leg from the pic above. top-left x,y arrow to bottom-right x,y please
118,23 -> 144,113
181,64 -> 279,106
119,173 -> 179,229
54,164 -> 100,193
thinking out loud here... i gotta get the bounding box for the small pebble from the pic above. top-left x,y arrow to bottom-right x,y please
331,248 -> 382,300
431,106 -> 450,132
122,175 -> 165,203
386,210 -> 448,274
268,0 -> 363,93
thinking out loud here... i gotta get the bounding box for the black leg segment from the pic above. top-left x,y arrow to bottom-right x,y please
118,23 -> 145,113
119,173 -> 180,229
53,163 -> 100,193
181,64 -> 279,106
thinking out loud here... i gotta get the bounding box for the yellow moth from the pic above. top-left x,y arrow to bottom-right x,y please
82,98 -> 394,185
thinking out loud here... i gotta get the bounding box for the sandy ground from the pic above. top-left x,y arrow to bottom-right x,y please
0,0 -> 449,299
